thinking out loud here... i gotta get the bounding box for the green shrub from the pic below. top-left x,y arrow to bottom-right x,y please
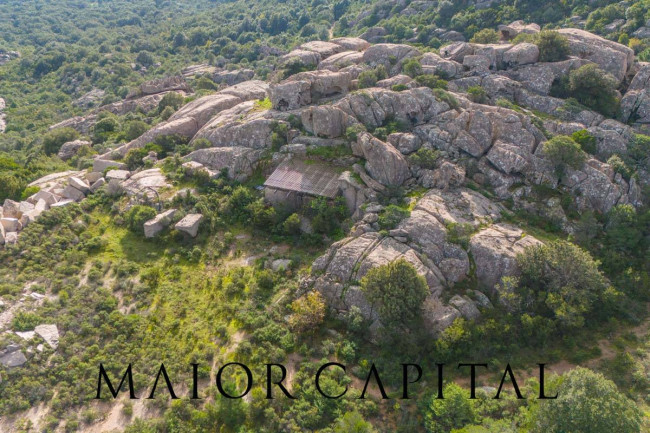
123,120 -> 149,141
532,368 -> 642,433
408,147 -> 440,169
282,213 -> 301,236
391,84 -> 408,92
124,205 -> 157,235
20,186 -> 40,201
424,383 -> 476,433
568,64 -> 619,117
378,204 -> 410,230
43,127 -> 79,155
467,85 -> 488,103
193,76 -> 217,90
415,74 -> 448,90
345,124 -> 366,142
543,135 -> 586,174
433,88 -> 459,109
158,92 -> 185,113
358,70 -> 378,88
534,30 -> 570,62
571,129 -> 597,154
160,105 -> 176,121
360,258 -> 428,328
607,155 -> 632,180
470,28 -> 499,44
402,58 -> 422,78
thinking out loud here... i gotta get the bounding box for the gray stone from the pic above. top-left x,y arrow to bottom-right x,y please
57,140 -> 91,161
92,159 -> 127,173
89,178 -> 106,193
62,184 -> 85,201
175,214 -> 203,238
144,209 -> 177,238
1,218 -> 21,232
0,345 -> 26,368
68,177 -> 90,194
271,259 -> 292,271
105,170 -> 131,181
34,324 -> 59,349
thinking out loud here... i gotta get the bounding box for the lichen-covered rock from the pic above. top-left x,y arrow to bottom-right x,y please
218,80 -> 269,101
353,132 -> 410,186
299,41 -> 345,59
420,52 -> 463,78
184,147 -> 264,181
362,43 -> 421,75
281,49 -> 321,68
557,28 -> 634,83
131,75 -> 190,97
57,140 -> 91,161
34,324 -> 59,350
469,224 -> 542,291
502,43 -> 539,68
318,51 -> 365,71
144,209 -> 177,238
213,69 -> 254,86
175,214 -> 203,238
330,37 -> 371,52
301,105 -> 354,138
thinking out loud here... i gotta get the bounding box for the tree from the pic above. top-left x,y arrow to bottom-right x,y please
532,368 -> 642,433
158,92 -> 184,113
334,411 -> 376,433
43,127 -> 79,155
535,30 -> 570,62
542,135 -> 586,175
361,259 -> 428,328
288,291 -> 326,334
424,383 -> 476,433
568,64 -> 619,117
513,241 -> 611,329
470,28 -> 499,44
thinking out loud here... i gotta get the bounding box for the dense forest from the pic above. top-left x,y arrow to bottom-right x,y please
0,0 -> 650,432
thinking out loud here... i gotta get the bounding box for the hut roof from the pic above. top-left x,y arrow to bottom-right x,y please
264,159 -> 341,198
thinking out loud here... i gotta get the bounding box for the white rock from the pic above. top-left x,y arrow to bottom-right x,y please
68,177 -> 90,194
62,184 -> 85,201
89,178 -> 106,192
92,159 -> 127,173
30,190 -> 58,206
106,170 -> 131,181
34,324 -> 59,350
1,218 -> 21,233
174,214 -> 203,238
144,209 -> 177,238
50,199 -> 75,208
15,331 -> 35,341
85,171 -> 104,184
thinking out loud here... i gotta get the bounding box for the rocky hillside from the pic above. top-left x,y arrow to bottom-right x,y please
0,20 -> 649,433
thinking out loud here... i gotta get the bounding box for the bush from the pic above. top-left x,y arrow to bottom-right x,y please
467,85 -> 488,103
607,155 -> 632,180
534,30 -> 570,62
0,173 -> 25,201
470,28 -> 499,44
309,196 -> 348,236
358,70 -> 378,88
408,147 -> 440,169
158,92 -> 184,113
43,127 -> 79,155
123,120 -> 149,141
415,74 -> 448,89
568,64 -> 619,117
124,205 -> 157,235
378,204 -> 410,230
345,124 -> 366,142
543,135 -> 586,174
160,105 -> 176,120
282,213 -> 301,236
571,129 -> 597,154
360,258 -> 428,328
424,383 -> 476,433
402,58 -> 422,78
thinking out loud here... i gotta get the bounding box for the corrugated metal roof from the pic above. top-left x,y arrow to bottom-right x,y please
264,159 -> 341,198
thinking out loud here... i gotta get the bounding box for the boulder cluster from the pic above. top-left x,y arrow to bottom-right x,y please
28,24 -> 649,335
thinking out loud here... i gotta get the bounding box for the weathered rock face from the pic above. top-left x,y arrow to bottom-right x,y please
281,49 -> 321,68
213,69 -> 255,86
318,51 -> 365,71
34,324 -> 59,349
192,101 -> 276,149
299,41 -> 345,59
270,70 -> 352,110
0,344 -> 27,368
218,80 -> 269,101
498,20 -> 540,40
330,37 -> 371,52
301,106 -> 354,138
130,75 -> 191,97
421,52 -> 464,79
621,64 -> 650,126
362,43 -> 421,75
312,187 -> 505,335
353,133 -> 410,186
502,43 -> 539,67
184,147 -> 264,181
121,169 -> 170,196
57,140 -> 91,161
469,224 -> 542,291
557,28 -> 634,83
